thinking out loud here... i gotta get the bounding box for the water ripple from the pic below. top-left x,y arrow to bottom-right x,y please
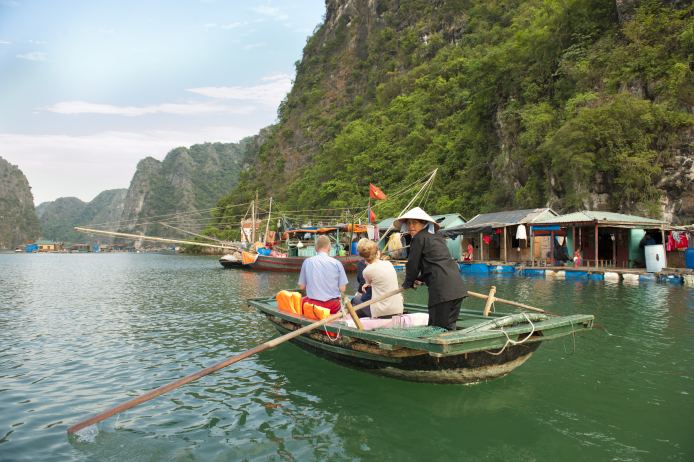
0,254 -> 692,461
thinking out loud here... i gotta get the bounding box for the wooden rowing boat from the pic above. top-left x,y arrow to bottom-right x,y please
247,296 -> 594,384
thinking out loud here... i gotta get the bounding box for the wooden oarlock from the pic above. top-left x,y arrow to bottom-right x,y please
467,290 -> 550,315
481,286 -> 497,316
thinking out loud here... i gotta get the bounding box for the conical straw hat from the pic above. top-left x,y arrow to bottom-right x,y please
393,207 -> 440,231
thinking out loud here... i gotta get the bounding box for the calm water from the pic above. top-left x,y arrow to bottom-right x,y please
0,253 -> 692,461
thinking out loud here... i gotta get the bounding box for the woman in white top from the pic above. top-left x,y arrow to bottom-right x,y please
357,239 -> 404,318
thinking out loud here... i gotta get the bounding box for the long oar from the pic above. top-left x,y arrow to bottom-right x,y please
66,288 -> 405,435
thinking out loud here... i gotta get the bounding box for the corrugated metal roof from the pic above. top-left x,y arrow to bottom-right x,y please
460,208 -> 557,228
534,211 -> 667,226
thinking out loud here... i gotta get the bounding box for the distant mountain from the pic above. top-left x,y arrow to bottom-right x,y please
0,156 -> 40,249
119,135 -> 263,238
37,189 -> 127,243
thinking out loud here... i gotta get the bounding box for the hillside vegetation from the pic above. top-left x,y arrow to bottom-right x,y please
219,0 -> 693,226
37,189 -> 127,243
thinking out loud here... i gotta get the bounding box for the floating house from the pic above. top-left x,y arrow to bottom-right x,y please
442,208 -> 557,263
378,213 -> 466,259
34,240 -> 64,252
529,211 -> 671,269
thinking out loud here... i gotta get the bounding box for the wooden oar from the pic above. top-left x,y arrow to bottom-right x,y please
66,288 -> 405,435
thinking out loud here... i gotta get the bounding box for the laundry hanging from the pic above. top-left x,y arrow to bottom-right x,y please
516,224 -> 527,240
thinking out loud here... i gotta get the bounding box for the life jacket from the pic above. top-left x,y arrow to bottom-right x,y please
275,290 -> 302,315
302,302 -> 331,320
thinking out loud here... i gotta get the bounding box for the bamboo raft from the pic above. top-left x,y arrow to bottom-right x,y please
247,296 -> 594,384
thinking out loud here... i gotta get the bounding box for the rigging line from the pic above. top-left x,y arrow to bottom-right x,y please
158,223 -> 224,243
85,203 -> 252,228
376,169 -> 438,245
378,172 -> 432,198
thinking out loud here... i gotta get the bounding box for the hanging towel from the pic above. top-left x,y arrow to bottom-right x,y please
516,224 -> 527,240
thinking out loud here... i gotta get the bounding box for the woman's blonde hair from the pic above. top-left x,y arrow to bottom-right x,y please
357,238 -> 379,262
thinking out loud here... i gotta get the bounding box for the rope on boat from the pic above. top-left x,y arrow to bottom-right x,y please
322,303 -> 349,342
485,312 -> 537,356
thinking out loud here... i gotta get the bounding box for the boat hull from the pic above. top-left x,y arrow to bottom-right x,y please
266,314 -> 540,384
246,255 -> 361,272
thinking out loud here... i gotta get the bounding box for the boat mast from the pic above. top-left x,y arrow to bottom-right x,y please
251,195 -> 256,244
264,197 -> 273,244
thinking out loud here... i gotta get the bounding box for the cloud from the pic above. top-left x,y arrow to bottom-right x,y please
28,40 -> 47,45
16,51 -> 47,61
0,40 -> 11,45
251,5 -> 289,21
187,73 -> 292,106
203,21 -> 247,30
0,125 -> 257,204
243,42 -> 266,50
41,100 -> 255,117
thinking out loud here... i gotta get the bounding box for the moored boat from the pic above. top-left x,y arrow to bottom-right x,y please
248,296 -> 594,384
242,254 -> 362,272
219,253 -> 244,268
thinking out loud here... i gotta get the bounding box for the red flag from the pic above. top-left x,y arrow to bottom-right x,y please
369,209 -> 377,223
369,183 -> 387,200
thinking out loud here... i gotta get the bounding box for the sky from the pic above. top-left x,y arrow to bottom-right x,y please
0,0 -> 325,204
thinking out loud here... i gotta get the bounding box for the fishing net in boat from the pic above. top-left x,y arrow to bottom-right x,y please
375,326 -> 447,338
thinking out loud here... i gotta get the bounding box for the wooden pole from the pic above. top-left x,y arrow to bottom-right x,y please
264,197 -> 273,244
344,297 -> 365,330
66,288 -> 405,435
503,227 -> 507,263
74,227 -> 240,250
467,290 -> 550,314
482,286 -> 496,316
479,232 -> 484,261
550,231 -> 555,266
572,227 -> 576,266
250,199 -> 256,244
594,222 -> 599,269
660,225 -> 668,268
528,225 -> 535,266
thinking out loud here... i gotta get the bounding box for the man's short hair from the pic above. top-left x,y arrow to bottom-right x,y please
315,235 -> 331,251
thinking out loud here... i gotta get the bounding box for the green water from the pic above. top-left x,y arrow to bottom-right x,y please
0,253 -> 692,461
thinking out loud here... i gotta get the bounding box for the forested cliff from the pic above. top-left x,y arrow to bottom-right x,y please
223,0 -> 693,224
0,157 -> 40,249
36,189 -> 127,243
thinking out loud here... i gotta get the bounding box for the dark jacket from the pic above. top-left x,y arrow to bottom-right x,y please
403,229 -> 466,306
355,259 -> 372,302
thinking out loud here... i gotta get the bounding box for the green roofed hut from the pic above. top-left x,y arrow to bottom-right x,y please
529,211 -> 670,269
378,213 -> 466,259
